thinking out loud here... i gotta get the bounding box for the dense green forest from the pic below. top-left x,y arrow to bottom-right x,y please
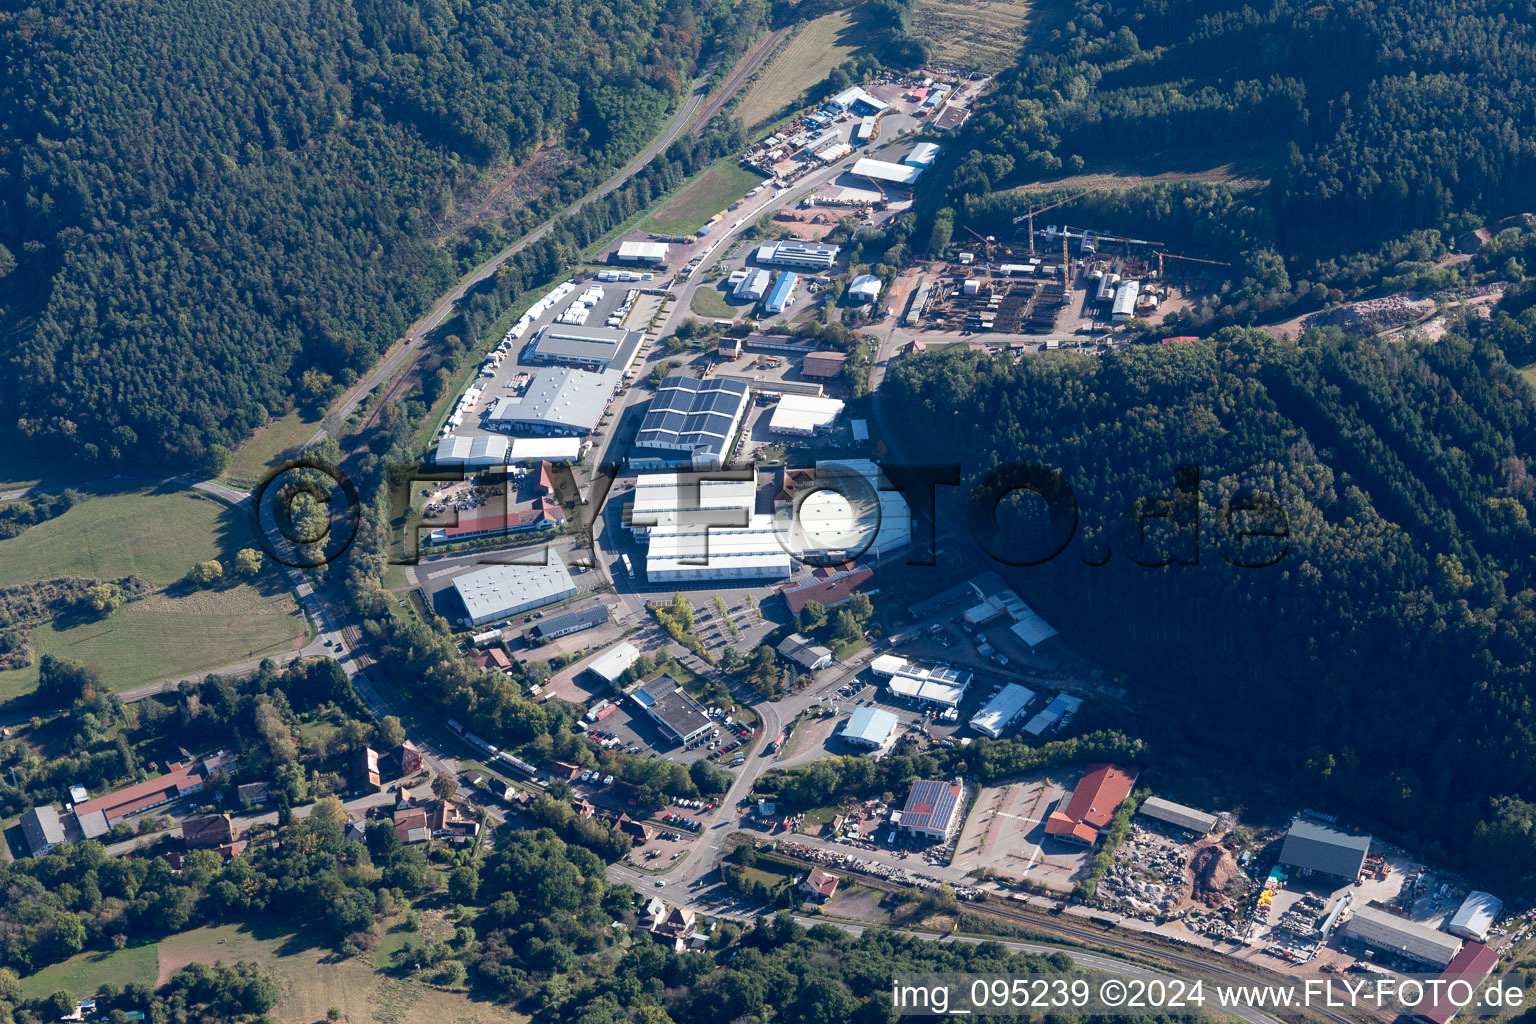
882,327 -> 1536,884
932,0 -> 1536,327
0,0 -> 753,469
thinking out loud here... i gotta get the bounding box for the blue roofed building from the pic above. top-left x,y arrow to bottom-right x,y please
763,271 -> 799,315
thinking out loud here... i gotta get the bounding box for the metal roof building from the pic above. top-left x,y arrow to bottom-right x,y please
900,779 -> 964,839
883,661 -> 972,708
755,241 -> 840,270
488,367 -> 620,436
508,437 -> 583,463
1448,891 -> 1503,942
528,324 -> 644,373
782,459 -> 912,560
435,434 -> 510,466
632,375 -> 751,471
1138,796 -> 1218,835
631,676 -> 713,744
851,158 -> 922,186
762,271 -> 799,315
585,642 -> 641,685
769,394 -> 844,436
616,241 -> 670,263
843,707 -> 899,749
827,86 -> 889,114
733,268 -> 771,302
1418,942 -> 1500,1024
627,471 -> 756,536
802,350 -> 849,378
452,555 -> 578,626
1112,280 -> 1141,322
777,633 -> 834,671
969,683 -> 1037,739
1022,692 -> 1082,736
645,514 -> 791,583
1344,905 -> 1463,967
847,274 -> 882,304
1279,819 -> 1372,880
531,604 -> 610,640
904,142 -> 941,167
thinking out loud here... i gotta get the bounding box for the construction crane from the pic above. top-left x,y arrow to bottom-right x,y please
1011,191 -> 1094,254
961,224 -> 996,260
1156,251 -> 1231,278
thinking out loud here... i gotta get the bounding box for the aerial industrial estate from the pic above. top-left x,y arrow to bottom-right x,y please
6,2 -> 1536,1022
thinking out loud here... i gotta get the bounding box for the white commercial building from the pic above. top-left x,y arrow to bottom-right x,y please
453,555 -> 578,626
755,241 -> 840,270
851,158 -> 922,187
1112,280 -> 1141,323
627,471 -> 756,538
1343,905 -> 1463,967
843,706 -> 899,749
969,683 -> 1037,739
585,642 -> 641,686
632,376 -> 751,471
780,459 -> 912,561
733,268 -> 771,302
528,324 -> 644,373
1022,692 -> 1083,736
644,513 -> 792,583
486,367 -> 619,436
847,274 -> 882,304
873,656 -> 973,708
508,437 -> 583,463
1448,891 -> 1503,942
827,86 -> 889,114
769,394 -> 844,436
904,142 -> 941,167
616,241 -> 670,264
435,434 -> 510,467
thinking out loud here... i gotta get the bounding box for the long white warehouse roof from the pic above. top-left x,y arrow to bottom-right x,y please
769,394 -> 844,435
969,683 -> 1036,739
852,158 -> 922,186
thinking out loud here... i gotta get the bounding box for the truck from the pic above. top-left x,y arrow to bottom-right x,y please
621,553 -> 635,578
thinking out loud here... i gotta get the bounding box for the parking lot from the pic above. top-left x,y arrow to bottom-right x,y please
950,773 -> 1089,892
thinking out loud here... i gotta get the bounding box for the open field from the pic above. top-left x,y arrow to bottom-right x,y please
643,160 -> 768,237
735,10 -> 861,130
0,486 -> 237,588
18,943 -> 160,1002
1005,145 -> 1278,197
689,283 -> 738,319
0,584 -> 307,698
221,408 -> 325,488
913,0 -> 1033,71
158,922 -> 526,1024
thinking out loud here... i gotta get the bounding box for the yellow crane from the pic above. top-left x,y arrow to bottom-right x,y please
1011,190 -> 1094,254
961,224 -> 995,260
1155,251 -> 1231,278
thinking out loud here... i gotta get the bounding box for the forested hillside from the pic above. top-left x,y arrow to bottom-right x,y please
883,330 -> 1536,882
0,0 -> 734,468
936,0 -> 1536,321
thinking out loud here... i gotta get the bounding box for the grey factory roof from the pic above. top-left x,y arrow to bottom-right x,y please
1344,905 -> 1463,967
452,555 -> 577,626
634,375 -> 750,459
1448,891 -> 1503,941
633,676 -> 712,743
531,603 -> 610,639
20,805 -> 65,855
1278,819 -> 1372,879
529,324 -> 643,371
968,683 -> 1036,739
1138,796 -> 1218,835
585,642 -> 641,684
488,367 -> 619,434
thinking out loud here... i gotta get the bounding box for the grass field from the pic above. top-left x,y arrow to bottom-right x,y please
19,943 -> 160,1002
221,408 -> 324,488
643,161 -> 768,237
157,922 -> 525,1024
0,584 -> 308,698
689,284 -> 738,319
735,9 -> 862,130
0,486 -> 234,588
912,0 -> 1033,71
